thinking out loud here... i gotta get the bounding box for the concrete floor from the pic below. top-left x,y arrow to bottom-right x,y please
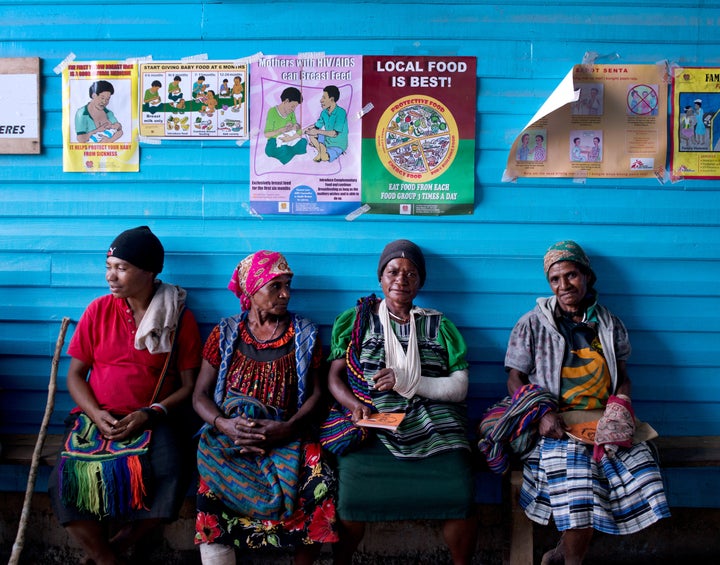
2,493 -> 719,564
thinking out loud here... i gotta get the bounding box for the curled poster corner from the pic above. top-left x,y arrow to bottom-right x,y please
345,204 -> 371,221
241,202 -> 264,219
53,52 -> 76,75
181,53 -> 209,62
356,103 -> 374,120
501,169 -> 517,183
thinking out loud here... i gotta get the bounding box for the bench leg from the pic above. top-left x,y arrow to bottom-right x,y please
509,470 -> 533,565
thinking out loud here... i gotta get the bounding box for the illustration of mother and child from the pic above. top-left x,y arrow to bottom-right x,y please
263,85 -> 348,165
75,80 -> 124,144
679,98 -> 710,150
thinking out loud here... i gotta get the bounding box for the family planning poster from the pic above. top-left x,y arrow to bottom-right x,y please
670,66 -> 720,179
505,64 -> 668,181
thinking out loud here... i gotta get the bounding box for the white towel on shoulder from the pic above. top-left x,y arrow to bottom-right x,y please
134,282 -> 187,354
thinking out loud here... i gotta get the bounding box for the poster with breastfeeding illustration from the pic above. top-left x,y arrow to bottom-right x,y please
249,54 -> 362,215
138,61 -> 248,140
504,64 -> 668,181
361,56 -> 477,215
670,67 -> 720,180
62,60 -> 138,172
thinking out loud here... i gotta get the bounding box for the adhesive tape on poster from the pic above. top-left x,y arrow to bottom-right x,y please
297,51 -> 325,60
138,136 -> 161,145
234,52 -> 264,65
356,103 -> 374,120
241,202 -> 263,219
53,52 -> 76,74
345,204 -> 371,221
657,60 -> 673,84
181,53 -> 209,62
125,55 -> 153,64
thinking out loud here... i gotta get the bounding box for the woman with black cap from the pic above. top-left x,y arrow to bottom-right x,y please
502,240 -> 669,564
48,226 -> 202,565
322,239 -> 477,565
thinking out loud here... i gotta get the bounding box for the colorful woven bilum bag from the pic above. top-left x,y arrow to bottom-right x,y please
197,393 -> 301,520
59,413 -> 153,517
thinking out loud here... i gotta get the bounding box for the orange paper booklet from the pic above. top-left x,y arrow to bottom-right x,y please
565,420 -> 598,445
355,412 -> 406,432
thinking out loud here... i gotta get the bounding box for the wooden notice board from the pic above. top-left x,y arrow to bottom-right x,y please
0,57 -> 41,154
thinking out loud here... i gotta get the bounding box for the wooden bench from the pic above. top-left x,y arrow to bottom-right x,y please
508,435 -> 720,565
0,433 -> 64,468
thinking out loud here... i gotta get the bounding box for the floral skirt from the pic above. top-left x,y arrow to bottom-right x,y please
195,440 -> 338,550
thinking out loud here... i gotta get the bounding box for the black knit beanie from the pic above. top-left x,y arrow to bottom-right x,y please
107,226 -> 164,274
377,239 -> 426,286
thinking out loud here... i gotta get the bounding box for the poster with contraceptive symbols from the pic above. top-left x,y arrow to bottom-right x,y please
504,64 -> 668,181
62,60 -> 138,172
249,54 -> 362,215
670,67 -> 720,180
138,61 -> 248,140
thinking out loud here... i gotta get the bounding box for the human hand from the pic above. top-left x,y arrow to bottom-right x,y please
228,415 -> 285,455
373,368 -> 396,392
245,418 -> 293,448
350,403 -> 372,424
102,410 -> 151,441
538,412 -> 567,439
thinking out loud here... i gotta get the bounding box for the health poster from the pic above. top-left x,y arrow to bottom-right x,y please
249,54 -> 362,215
670,67 -> 720,179
504,64 -> 667,181
361,56 -> 476,215
62,60 -> 138,172
139,61 -> 248,140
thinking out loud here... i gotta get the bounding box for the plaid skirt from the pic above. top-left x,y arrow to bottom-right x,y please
520,437 -> 670,534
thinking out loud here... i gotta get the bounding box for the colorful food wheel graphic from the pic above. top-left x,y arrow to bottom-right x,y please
376,95 -> 459,183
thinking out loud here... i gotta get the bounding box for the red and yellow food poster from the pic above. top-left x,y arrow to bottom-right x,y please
362,56 -> 477,215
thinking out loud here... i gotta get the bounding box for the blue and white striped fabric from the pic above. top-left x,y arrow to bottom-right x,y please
520,437 -> 670,534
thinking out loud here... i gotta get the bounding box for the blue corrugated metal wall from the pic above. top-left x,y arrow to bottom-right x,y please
1,1 -> 719,504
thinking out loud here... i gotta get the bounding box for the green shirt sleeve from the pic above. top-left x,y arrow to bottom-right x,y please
437,316 -> 469,372
328,305 -> 357,361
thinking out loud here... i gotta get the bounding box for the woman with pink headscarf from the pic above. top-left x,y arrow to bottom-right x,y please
192,251 -> 338,565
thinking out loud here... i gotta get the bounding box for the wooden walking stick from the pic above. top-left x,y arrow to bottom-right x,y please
9,316 -> 71,565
